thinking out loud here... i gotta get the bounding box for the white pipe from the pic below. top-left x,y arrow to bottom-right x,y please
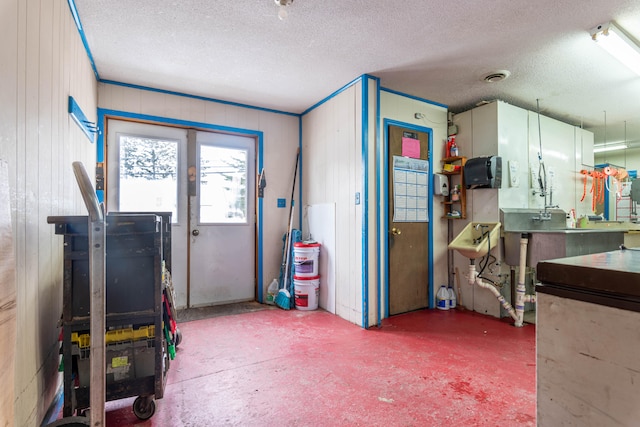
469,263 -> 518,323
514,236 -> 528,327
524,294 -> 537,304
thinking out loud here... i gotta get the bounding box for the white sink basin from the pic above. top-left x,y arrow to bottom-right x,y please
448,222 -> 501,259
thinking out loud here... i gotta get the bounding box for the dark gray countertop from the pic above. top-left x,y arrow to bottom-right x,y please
536,248 -> 640,311
504,229 -> 625,234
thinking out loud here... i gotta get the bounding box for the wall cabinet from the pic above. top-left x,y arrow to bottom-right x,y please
440,156 -> 466,219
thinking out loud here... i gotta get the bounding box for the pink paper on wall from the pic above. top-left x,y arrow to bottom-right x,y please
402,137 -> 420,158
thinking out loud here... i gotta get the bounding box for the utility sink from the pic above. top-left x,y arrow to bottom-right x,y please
448,222 -> 502,259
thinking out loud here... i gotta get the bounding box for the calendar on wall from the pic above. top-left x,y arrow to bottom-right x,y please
392,155 -> 429,222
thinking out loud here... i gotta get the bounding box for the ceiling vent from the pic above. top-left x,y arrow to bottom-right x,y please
482,70 -> 511,83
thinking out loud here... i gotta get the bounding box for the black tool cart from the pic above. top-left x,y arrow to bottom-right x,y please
48,211 -> 177,420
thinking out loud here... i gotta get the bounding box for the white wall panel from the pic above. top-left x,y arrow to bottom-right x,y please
302,83 -> 366,325
528,112 -> 576,213
497,102 -> 529,209
0,1 -> 98,425
98,83 -> 300,308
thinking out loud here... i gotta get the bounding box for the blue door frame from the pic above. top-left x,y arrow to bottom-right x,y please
380,119 -> 434,321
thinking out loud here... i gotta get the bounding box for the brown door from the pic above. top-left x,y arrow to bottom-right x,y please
388,125 -> 430,315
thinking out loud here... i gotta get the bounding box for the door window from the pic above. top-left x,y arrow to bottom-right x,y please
117,134 -> 179,222
199,145 -> 248,224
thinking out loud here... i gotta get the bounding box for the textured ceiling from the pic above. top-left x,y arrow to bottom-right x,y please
75,0 -> 640,146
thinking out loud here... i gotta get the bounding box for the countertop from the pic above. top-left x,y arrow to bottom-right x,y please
536,248 -> 640,311
504,228 -> 626,234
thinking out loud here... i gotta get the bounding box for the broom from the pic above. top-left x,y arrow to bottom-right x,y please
275,205 -> 294,309
275,148 -> 300,310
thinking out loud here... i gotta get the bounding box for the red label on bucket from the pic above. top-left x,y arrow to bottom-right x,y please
295,294 -> 308,307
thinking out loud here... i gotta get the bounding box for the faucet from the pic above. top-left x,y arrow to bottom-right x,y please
531,188 -> 559,221
473,223 -> 490,243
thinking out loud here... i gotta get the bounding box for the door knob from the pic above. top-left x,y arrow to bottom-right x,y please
192,229 -> 199,236
391,227 -> 402,236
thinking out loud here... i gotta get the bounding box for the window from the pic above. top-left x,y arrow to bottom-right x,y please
118,135 -> 179,221
199,145 -> 248,223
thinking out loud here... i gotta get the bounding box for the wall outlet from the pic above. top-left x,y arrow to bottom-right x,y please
277,198 -> 286,208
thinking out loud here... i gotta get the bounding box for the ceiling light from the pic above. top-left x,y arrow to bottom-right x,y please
275,0 -> 294,20
590,21 -> 640,76
593,143 -> 628,153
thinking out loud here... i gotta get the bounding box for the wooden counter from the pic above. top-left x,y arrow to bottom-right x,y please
535,248 -> 640,426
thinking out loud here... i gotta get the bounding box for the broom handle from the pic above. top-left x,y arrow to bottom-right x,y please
287,148 -> 300,232
283,204 -> 295,291
282,148 -> 300,289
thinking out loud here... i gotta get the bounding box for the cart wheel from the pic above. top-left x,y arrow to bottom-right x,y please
174,328 -> 182,347
133,396 -> 156,420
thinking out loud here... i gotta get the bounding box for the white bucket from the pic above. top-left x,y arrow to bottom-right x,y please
294,276 -> 320,310
293,242 -> 321,278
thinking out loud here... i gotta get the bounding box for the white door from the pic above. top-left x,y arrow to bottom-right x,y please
106,121 -> 256,308
189,131 -> 256,307
106,120 -> 189,306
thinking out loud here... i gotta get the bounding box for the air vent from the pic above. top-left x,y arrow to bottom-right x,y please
482,70 -> 511,83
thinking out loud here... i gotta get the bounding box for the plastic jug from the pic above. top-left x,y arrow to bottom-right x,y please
266,279 -> 278,305
436,285 -> 449,310
448,286 -> 457,309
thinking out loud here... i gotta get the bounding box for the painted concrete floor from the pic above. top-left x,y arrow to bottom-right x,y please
98,307 -> 535,426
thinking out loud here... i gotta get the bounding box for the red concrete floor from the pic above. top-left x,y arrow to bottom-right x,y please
99,307 -> 535,426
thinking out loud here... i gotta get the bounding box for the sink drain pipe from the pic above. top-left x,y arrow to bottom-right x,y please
514,234 -> 529,327
468,233 -> 535,327
469,263 -> 518,322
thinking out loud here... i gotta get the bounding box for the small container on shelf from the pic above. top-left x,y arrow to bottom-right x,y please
451,185 -> 460,202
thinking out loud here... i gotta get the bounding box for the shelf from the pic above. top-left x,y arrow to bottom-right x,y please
440,156 -> 467,220
442,156 -> 465,162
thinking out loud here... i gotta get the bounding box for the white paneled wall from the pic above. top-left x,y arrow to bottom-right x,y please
0,1 -> 98,425
98,83 -> 300,307
528,112 -> 589,215
379,90 -> 448,315
302,83 -> 364,325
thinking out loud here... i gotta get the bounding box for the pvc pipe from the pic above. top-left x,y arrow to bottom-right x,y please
514,236 -> 528,327
524,294 -> 537,304
469,264 -> 518,323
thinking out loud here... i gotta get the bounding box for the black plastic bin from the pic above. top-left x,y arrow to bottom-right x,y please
48,212 -> 172,420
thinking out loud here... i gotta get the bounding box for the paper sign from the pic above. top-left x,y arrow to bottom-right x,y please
392,156 -> 429,223
402,137 -> 420,158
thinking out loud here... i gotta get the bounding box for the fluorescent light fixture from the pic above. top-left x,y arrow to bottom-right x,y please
591,22 -> 640,76
593,143 -> 628,153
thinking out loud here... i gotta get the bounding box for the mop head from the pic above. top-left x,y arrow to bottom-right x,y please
275,288 -> 291,310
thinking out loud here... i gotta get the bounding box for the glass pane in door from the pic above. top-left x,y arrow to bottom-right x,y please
118,135 -> 179,221
199,145 -> 248,224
